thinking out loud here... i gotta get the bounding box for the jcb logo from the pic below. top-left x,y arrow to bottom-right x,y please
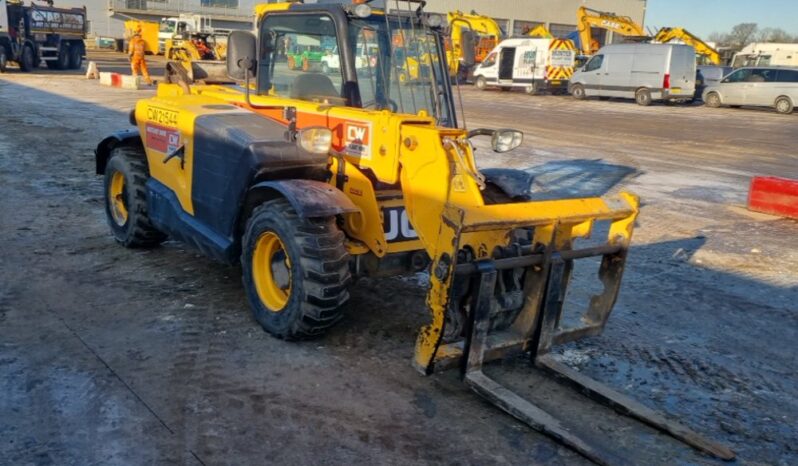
344,121 -> 371,159
600,20 -> 621,29
383,207 -> 418,242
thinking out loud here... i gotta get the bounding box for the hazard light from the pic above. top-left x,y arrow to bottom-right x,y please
663,73 -> 671,90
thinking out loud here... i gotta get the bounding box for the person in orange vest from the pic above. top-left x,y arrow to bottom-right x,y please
128,29 -> 152,85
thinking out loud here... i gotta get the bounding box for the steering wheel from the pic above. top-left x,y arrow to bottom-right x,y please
362,98 -> 399,113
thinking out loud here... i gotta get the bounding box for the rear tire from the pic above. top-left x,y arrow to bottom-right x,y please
635,88 -> 652,106
19,45 -> 35,72
242,199 -> 350,339
475,75 -> 487,90
571,83 -> 586,100
525,82 -> 539,95
103,146 -> 167,248
302,57 -> 310,72
56,45 -> 69,69
705,92 -> 721,108
0,49 -> 7,73
775,96 -> 793,114
68,44 -> 83,70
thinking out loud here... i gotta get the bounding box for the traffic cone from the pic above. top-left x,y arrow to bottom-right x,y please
86,61 -> 99,79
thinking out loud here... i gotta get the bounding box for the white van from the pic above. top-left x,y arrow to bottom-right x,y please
473,37 -> 577,95
732,43 -> 798,68
569,43 -> 696,105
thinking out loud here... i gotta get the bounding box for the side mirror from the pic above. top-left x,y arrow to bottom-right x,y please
227,30 -> 257,80
460,30 -> 476,68
467,128 -> 523,153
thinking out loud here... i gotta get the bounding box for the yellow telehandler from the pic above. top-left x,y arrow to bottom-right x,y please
94,1 -> 733,463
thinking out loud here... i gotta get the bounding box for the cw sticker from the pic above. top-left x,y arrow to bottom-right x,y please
343,121 -> 372,159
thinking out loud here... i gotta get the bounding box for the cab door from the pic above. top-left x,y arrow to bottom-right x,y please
718,68 -> 749,105
498,47 -> 515,82
579,54 -> 605,96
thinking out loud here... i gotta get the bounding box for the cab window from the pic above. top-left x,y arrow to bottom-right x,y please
723,69 -> 751,83
776,69 -> 798,82
584,55 -> 603,72
258,14 -> 344,104
482,52 -> 496,67
745,68 -> 777,82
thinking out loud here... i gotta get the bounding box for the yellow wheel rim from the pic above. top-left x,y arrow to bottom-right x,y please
108,171 -> 128,226
252,231 -> 292,312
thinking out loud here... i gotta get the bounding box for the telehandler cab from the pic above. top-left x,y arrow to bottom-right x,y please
95,1 -> 734,462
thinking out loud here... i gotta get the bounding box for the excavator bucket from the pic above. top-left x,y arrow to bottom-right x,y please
412,192 -> 735,464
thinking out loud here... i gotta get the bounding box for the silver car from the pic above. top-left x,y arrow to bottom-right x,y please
703,66 -> 798,114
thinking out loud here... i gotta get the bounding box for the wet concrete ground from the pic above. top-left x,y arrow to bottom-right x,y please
1,50 -> 796,465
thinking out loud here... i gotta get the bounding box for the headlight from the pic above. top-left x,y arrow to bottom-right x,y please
425,14 -> 443,28
298,127 -> 332,154
353,3 -> 371,18
491,129 -> 523,153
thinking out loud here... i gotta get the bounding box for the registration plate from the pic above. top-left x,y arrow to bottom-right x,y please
670,88 -> 682,94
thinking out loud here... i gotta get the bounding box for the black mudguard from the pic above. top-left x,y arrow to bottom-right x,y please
95,128 -> 141,175
248,180 -> 359,218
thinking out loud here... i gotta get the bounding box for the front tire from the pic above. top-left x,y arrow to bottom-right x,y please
19,45 -> 35,72
635,88 -> 652,106
775,96 -> 793,114
242,199 -> 350,340
0,49 -> 7,73
321,62 -> 329,74
705,92 -> 721,108
475,75 -> 487,90
103,146 -> 167,248
571,83 -> 586,100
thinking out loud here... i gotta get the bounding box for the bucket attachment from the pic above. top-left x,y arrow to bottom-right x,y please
413,192 -> 735,464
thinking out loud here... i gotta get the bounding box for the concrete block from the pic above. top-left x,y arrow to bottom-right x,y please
748,176 -> 798,219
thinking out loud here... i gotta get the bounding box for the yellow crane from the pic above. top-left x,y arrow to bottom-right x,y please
576,6 -> 646,55
654,27 -> 721,65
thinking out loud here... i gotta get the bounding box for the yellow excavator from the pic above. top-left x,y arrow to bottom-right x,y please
654,27 -> 721,65
446,10 -> 502,80
98,1 -> 735,463
575,6 -> 646,56
526,24 -> 553,39
165,31 -> 227,63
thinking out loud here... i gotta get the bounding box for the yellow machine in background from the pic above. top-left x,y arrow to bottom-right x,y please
576,6 -> 646,56
526,24 -> 553,39
124,20 -> 159,55
654,27 -> 720,65
446,11 -> 502,80
165,32 -> 227,62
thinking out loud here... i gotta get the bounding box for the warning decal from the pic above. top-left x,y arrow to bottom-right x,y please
145,123 -> 181,154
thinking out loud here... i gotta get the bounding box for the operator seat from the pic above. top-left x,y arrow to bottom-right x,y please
290,73 -> 340,102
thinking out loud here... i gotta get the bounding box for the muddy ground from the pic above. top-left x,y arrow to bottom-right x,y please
1,51 -> 796,465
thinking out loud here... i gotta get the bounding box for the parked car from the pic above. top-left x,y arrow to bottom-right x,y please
703,67 -> 798,114
569,43 -> 696,105
695,65 -> 733,101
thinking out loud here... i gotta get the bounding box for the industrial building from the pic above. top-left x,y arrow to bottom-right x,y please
49,0 -> 646,42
